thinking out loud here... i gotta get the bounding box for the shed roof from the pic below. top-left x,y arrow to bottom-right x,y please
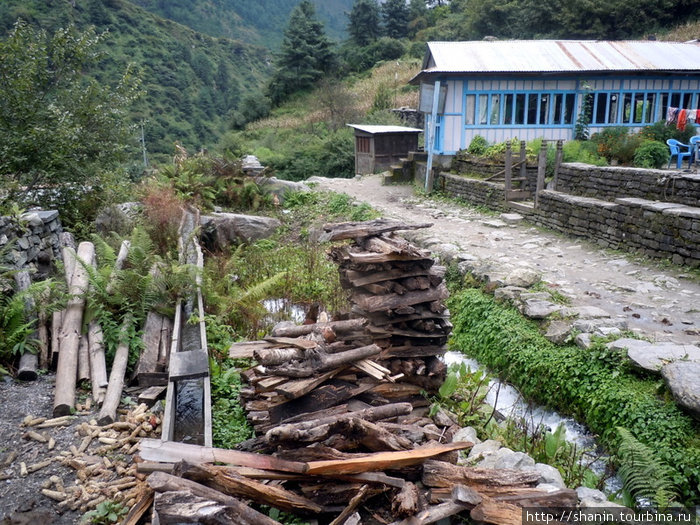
347,124 -> 423,134
412,40 -> 700,81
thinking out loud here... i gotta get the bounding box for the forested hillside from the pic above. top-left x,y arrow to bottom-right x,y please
0,0 -> 270,159
131,0 -> 354,47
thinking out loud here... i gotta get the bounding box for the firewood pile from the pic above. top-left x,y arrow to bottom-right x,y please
128,219 -> 579,524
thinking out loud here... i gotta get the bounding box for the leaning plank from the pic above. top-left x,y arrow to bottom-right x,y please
139,439 -> 308,474
134,311 -> 165,384
97,323 -> 131,425
320,219 -> 433,242
148,472 -> 282,525
173,461 -> 323,514
122,491 -> 154,525
305,442 -> 473,476
329,484 -> 370,525
53,241 -> 94,416
422,460 -> 540,488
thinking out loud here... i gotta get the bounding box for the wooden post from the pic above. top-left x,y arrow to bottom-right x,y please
77,333 -> 90,383
424,80 -> 441,194
504,141 -> 512,201
552,139 -> 564,190
15,271 -> 38,381
53,242 -> 94,416
97,319 -> 132,425
519,140 -> 527,182
535,140 -> 547,209
88,320 -> 108,404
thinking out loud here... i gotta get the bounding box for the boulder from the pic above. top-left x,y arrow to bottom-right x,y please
494,286 -> 527,303
477,447 -> 535,470
467,439 -> 501,462
255,176 -> 310,203
521,299 -> 561,319
560,306 -> 611,319
610,339 -> 700,373
452,426 -> 481,445
95,202 -> 141,236
575,487 -> 607,504
575,333 -> 593,350
534,463 -> 565,488
201,212 -> 281,249
573,317 -> 627,333
661,361 -> 700,419
504,267 -> 541,288
545,321 -> 572,345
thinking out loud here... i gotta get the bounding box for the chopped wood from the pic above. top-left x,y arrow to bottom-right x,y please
320,219 -> 433,242
422,460 -> 540,489
263,336 -> 318,349
173,461 -> 323,514
329,484 -> 370,525
470,495 -> 523,525
392,482 -> 421,518
121,490 -> 154,525
97,321 -> 131,426
228,340 -> 274,360
88,320 -> 108,404
267,344 -> 381,377
306,442 -> 473,476
271,318 -> 367,338
147,472 -> 282,525
138,439 -> 308,474
254,347 -> 304,366
274,368 -> 340,400
353,283 -> 449,313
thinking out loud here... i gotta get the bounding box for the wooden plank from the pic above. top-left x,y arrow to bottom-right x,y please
274,368 -> 340,400
305,442 -> 473,476
263,336 -> 317,350
228,340 -> 272,360
422,460 -> 540,488
122,491 -> 154,525
329,485 -> 370,525
169,350 -> 209,380
320,219 -> 433,242
134,311 -> 165,383
138,385 -> 168,407
139,439 -> 308,474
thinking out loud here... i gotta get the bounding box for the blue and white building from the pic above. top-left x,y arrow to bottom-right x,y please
411,40 -> 700,154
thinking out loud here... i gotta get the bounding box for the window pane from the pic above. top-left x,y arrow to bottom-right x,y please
478,94 -> 488,124
563,94 -> 575,124
515,94 -> 525,124
553,94 -> 563,124
623,93 -> 633,122
465,94 -> 475,125
527,94 -> 538,124
490,95 -> 501,125
540,94 -> 550,124
661,93 -> 669,120
608,93 -> 619,123
644,93 -> 656,123
670,93 -> 680,107
505,94 -> 514,124
595,93 -> 608,124
633,94 -> 643,123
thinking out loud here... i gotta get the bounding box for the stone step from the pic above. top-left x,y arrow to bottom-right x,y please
506,201 -> 536,214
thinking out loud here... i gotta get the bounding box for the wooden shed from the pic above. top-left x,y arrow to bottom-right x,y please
347,124 -> 422,175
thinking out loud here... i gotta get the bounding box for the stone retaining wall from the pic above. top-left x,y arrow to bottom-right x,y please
451,155 -> 538,189
556,163 -> 700,206
0,211 -> 63,273
533,191 -> 700,267
437,173 -> 508,211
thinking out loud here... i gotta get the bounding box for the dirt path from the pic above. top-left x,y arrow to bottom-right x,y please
313,174 -> 700,345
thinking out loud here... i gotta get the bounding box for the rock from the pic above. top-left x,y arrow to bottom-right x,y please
201,212 -> 281,248
481,219 -> 507,228
504,267 -> 541,288
519,292 -> 551,302
241,155 -> 265,175
432,407 -> 458,427
500,213 -> 524,224
478,447 -> 536,470
560,306 -> 611,319
575,333 -> 593,349
536,483 -> 563,492
433,243 -> 461,261
610,339 -> 700,373
255,176 -> 310,203
545,321 -> 572,345
572,317 -> 627,333
494,286 -> 527,303
521,299 -> 561,319
95,202 -> 141,236
575,487 -> 607,504
452,426 -> 481,445
467,439 -> 501,462
593,326 -> 622,338
661,361 -> 700,418
534,463 -> 565,488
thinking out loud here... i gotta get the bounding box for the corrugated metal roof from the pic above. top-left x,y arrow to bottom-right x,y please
416,40 -> 700,76
347,124 -> 423,134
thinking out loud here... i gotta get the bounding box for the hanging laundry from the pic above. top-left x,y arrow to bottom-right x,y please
687,109 -> 697,123
677,109 -> 688,131
667,106 -> 680,126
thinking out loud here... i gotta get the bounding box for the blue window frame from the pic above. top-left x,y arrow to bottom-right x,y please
590,90 -> 700,125
465,90 -> 576,127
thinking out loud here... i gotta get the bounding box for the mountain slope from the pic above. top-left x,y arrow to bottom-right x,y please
131,0 -> 354,47
0,0 -> 270,159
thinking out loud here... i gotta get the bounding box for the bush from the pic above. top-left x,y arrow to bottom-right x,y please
633,140 -> 669,169
640,120 -> 697,145
467,135 -> 488,155
562,140 -> 607,166
590,127 -> 642,165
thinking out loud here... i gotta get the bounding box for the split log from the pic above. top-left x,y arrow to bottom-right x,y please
77,333 -> 90,383
254,347 -> 304,366
428,487 -> 578,507
320,219 -> 433,242
54,242 -> 95,416
329,485 -> 370,525
305,442 -> 473,476
422,460 -> 540,489
267,344 -> 381,377
97,321 -> 131,425
270,318 -> 367,338
274,368 -> 340,400
353,284 -> 448,313
134,311 -> 166,385
470,496 -> 523,525
122,491 -> 154,525
173,461 -> 322,515
15,271 -> 40,380
392,482 -> 421,518
154,490 -> 276,525
148,472 -> 282,525
88,320 -> 108,404
138,439 -> 307,474
228,340 -> 273,360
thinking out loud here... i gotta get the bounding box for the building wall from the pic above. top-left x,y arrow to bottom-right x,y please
0,211 -> 63,274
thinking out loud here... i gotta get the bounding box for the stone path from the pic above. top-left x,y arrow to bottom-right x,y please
312,174 -> 700,416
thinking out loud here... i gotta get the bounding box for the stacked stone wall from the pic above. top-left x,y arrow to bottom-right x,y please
437,173 -> 508,211
557,163 -> 700,206
0,211 -> 63,273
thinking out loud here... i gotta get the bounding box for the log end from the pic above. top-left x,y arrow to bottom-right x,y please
52,404 -> 73,418
96,413 -> 115,426
17,369 -> 39,381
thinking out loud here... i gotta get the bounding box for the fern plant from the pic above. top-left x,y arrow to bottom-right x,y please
616,427 -> 679,508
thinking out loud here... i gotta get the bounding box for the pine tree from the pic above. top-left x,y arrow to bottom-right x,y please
382,0 -> 410,39
347,0 -> 382,47
268,1 -> 335,105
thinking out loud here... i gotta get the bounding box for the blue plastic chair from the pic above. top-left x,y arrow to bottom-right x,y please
666,139 -> 692,169
689,136 -> 700,168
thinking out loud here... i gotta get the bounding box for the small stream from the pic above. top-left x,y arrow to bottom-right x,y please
444,351 -> 622,494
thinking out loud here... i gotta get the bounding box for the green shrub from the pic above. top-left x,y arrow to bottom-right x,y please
633,140 -> 669,169
448,288 -> 700,505
640,120 -> 697,145
467,135 -> 488,155
562,140 -> 607,166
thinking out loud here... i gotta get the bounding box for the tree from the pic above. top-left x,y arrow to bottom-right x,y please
382,0 -> 410,39
268,1 -> 335,105
347,0 -> 382,47
0,21 -> 141,210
